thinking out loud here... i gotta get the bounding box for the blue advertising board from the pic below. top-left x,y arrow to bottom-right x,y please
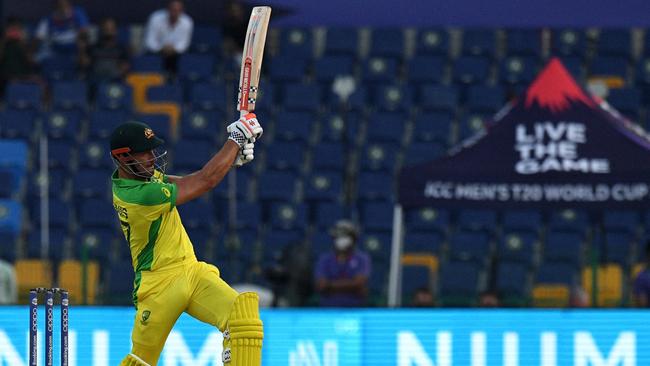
1,308 -> 648,365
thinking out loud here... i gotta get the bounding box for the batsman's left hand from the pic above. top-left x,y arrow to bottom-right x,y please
233,140 -> 255,167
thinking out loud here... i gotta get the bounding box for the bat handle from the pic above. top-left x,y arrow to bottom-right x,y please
240,110 -> 248,118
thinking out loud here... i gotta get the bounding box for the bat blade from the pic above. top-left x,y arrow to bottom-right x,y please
237,6 -> 272,117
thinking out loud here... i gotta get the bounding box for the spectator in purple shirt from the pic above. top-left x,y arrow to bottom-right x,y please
633,241 -> 650,307
315,220 -> 371,307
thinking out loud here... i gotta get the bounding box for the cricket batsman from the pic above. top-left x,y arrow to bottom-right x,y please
109,114 -> 263,366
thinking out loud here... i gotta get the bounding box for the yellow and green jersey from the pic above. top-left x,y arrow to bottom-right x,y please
111,170 -> 196,305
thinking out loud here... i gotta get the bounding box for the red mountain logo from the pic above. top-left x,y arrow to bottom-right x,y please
525,58 -> 595,114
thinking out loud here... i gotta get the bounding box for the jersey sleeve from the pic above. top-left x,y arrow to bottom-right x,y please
138,180 -> 178,220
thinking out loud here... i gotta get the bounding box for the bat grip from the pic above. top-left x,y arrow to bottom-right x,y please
240,110 -> 249,118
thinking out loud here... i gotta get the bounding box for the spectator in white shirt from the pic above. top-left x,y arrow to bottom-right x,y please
0,259 -> 17,304
144,0 -> 193,74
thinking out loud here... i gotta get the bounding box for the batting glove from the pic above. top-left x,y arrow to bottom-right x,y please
233,140 -> 255,167
227,113 -> 263,148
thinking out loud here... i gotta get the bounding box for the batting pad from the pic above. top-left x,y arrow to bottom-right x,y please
119,353 -> 151,366
224,292 -> 264,365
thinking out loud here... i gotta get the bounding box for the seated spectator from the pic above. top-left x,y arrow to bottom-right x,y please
633,241 -> 650,307
410,287 -> 435,307
479,291 -> 500,307
79,17 -> 130,82
570,285 -> 590,308
0,258 -> 17,304
144,0 -> 193,74
34,0 -> 89,59
0,18 -> 39,91
315,220 -> 371,307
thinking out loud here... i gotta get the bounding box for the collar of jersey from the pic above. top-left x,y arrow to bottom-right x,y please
112,170 -> 150,187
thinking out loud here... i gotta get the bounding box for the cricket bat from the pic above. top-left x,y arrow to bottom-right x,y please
237,6 -> 272,117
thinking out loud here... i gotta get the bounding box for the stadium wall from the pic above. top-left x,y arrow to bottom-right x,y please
1,308 -> 648,365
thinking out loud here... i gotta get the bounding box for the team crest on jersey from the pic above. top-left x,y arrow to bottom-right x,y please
141,310 -> 151,325
162,187 -> 171,198
144,128 -> 155,139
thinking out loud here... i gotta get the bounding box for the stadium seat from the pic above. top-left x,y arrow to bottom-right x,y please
536,262 -> 576,286
51,81 -> 87,110
147,84 -> 183,105
189,82 -> 228,111
453,55 -> 491,84
596,29 -> 632,57
415,28 -> 450,55
75,228 -> 114,264
311,143 -> 345,171
357,171 -> 394,201
79,142 -> 114,169
401,264 -> 432,302
268,55 -> 308,81
403,231 -> 444,255
273,111 -> 316,142
41,54 -> 77,81
261,229 -> 304,259
320,112 -> 362,144
191,25 -> 223,54
582,264 -> 623,307
374,84 -> 413,112
457,209 -> 497,233
282,83 -> 322,111
0,232 -> 18,262
448,231 -> 491,264
212,168 -> 251,201
103,260 -> 134,305
5,82 -> 42,110
178,53 -> 215,82
264,143 -> 305,171
181,109 -> 223,141
465,84 -> 506,113
278,28 -> 314,59
25,227 -> 66,261
222,201 -> 261,230
550,28 -> 587,57
310,230 -> 333,259
505,29 -> 542,56
365,112 -> 406,143
89,110 -> 129,139
0,109 -> 37,139
548,209 -> 590,233
325,28 -> 359,56
257,170 -> 298,202
502,210 -> 542,233
497,232 -> 537,267
15,259 -> 53,303
603,210 -> 639,234
270,203 -> 308,230
314,202 -> 349,228
37,139 -> 75,171
43,110 -> 83,140
131,54 -> 163,73
96,82 -> 133,111
544,231 -> 583,267
499,56 -> 539,85
405,142 -> 446,166
412,112 -> 453,144
496,262 -> 530,304
304,172 -> 343,202
359,143 -> 399,172
360,230 -> 391,263
407,55 -> 445,84
360,201 -> 394,231
557,56 -> 586,81
532,284 -> 570,307
419,84 -> 459,112
363,57 -> 399,82
78,198 -> 118,229
314,55 -> 355,82
72,169 -> 111,199
606,87 -> 641,120
602,231 -> 635,266
29,198 -> 70,229
0,199 -> 22,235
58,259 -> 99,304
438,261 -> 481,306
461,29 -> 497,57
404,207 -> 450,233
186,227 -> 212,261
370,28 -> 405,58
589,56 -> 629,79
173,140 -> 214,172
177,199 -> 214,230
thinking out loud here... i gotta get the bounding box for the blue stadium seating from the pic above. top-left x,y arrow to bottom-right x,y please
498,231 -> 537,267
359,143 -> 399,172
505,29 -> 542,56
606,88 -> 642,120
365,112 -> 406,143
173,140 -> 213,172
282,83 -> 322,111
551,29 -> 587,57
502,210 -> 542,233
131,54 -> 163,73
178,54 -> 215,82
190,82 -> 228,111
28,168 -> 67,199
363,57 -> 400,82
52,81 -> 87,110
270,203 -> 308,229
43,140 -> 76,169
558,56 -> 586,81
357,171 -> 393,201
223,202 -> 261,230
597,29 -> 632,57
311,143 -> 345,171
405,207 -> 450,233
496,262 -> 529,297
191,25 -> 223,54
402,265 -> 431,300
415,28 -> 450,55
500,56 -> 539,85
0,170 -> 15,198
313,202 -> 348,228
186,227 -> 212,261
73,168 -> 111,199
325,28 -> 359,56
0,109 -> 37,139
548,209 -> 590,233
360,200 -> 394,231
177,200 -> 214,230
403,231 -> 444,255
41,54 -> 77,81
453,55 -> 491,84
419,84 -> 459,112
104,260 -> 135,304
269,56 -> 308,81
320,112 -> 362,144
304,172 -> 343,202
212,168 -> 251,201
75,227 -> 114,263
0,232 -> 18,262
438,261 -> 481,305
314,55 -> 355,82
412,112 -> 453,144
465,85 -> 506,113
457,209 -> 498,233
461,29 -> 497,57
26,228 -> 66,261
0,140 -> 27,194
535,262 -> 576,286
261,229 -> 304,258
89,109 -> 128,139
279,28 -> 314,59
29,198 -> 70,228
5,82 -> 42,110
147,84 -> 183,104
79,142 -> 114,169
273,111 -> 316,142
407,55 -> 445,84
264,143 -> 305,171
96,82 -> 133,111
602,231 -> 635,266
589,56 -> 629,78
339,86 -> 369,111
405,142 -> 446,165
603,210 -> 639,234
544,231 -> 583,267
257,170 -> 298,202
370,28 -> 405,58
181,109 -> 223,140
43,110 -> 83,140
310,230 -> 332,259
449,231 -> 491,264
0,200 -> 22,235
78,198 -> 118,229
360,230 -> 391,262
375,84 -> 413,112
